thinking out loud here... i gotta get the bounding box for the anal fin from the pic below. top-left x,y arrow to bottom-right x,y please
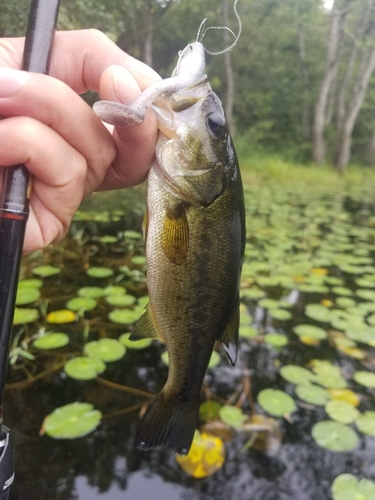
131,305 -> 164,342
218,295 -> 239,366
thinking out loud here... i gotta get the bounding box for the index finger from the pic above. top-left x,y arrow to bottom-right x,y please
1,30 -> 160,94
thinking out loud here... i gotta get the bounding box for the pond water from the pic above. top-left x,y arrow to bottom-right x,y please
6,182 -> 375,500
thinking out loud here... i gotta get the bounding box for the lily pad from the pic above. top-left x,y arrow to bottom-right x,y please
293,324 -> 327,340
78,287 -> 104,298
105,294 -> 136,307
332,287 -> 353,297
64,357 -> 106,380
13,307 -> 40,325
240,287 -> 266,300
353,371 -> 375,388
18,279 -> 43,289
131,255 -> 147,266
305,304 -> 331,323
124,230 -> 142,239
175,431 -> 225,477
108,309 -> 144,325
325,400 -> 359,424
258,298 -> 279,309
32,265 -> 61,277
119,333 -> 152,350
280,365 -> 315,385
239,326 -> 259,338
268,308 -> 292,321
218,406 -> 247,429
295,383 -> 331,405
86,267 -> 114,278
66,297 -> 97,312
84,339 -> 126,362
257,388 -> 296,417
356,289 -> 375,301
33,333 -> 70,350
311,421 -> 358,452
355,411 -> 375,436
43,402 -> 102,439
15,287 -> 41,305
332,473 -> 375,500
264,333 -> 288,347
199,401 -> 222,422
46,309 -> 76,324
97,235 -> 117,244
103,286 -> 126,296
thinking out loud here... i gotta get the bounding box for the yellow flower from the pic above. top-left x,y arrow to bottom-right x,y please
176,431 -> 225,478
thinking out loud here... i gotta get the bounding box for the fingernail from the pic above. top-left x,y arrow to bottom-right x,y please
0,68 -> 29,97
126,57 -> 161,83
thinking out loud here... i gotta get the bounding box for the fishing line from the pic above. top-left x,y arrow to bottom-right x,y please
196,0 -> 242,56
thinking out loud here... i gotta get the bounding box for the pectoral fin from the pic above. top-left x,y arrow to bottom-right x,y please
131,305 -> 164,342
219,296 -> 239,366
162,203 -> 189,265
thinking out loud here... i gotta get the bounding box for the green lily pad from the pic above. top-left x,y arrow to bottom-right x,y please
257,388 -> 296,417
218,406 -> 247,429
353,371 -> 375,388
264,333 -> 288,347
78,287 -> 104,298
305,304 -> 332,323
298,284 -> 329,294
32,265 -> 61,277
131,255 -> 147,266
66,297 -> 97,312
97,235 -> 117,243
268,308 -> 292,321
124,230 -> 142,239
356,278 -> 375,288
239,326 -> 259,338
199,401 -> 222,422
84,339 -> 126,362
137,296 -> 149,308
295,383 -> 331,405
311,421 -> 358,452
355,411 -> 375,436
108,308 -> 144,325
356,289 -> 375,301
13,307 -> 40,325
240,287 -> 266,300
44,402 -> 102,439
16,287 -> 41,305
336,297 -> 356,308
325,400 -> 359,424
18,279 -> 43,289
86,267 -> 114,278
346,327 -> 375,344
64,357 -> 106,380
33,333 -> 70,350
293,324 -> 327,340
119,333 -> 152,350
332,287 -> 353,297
332,473 -> 375,500
280,365 -> 315,385
103,286 -> 126,296
105,294 -> 136,307
258,298 -> 279,309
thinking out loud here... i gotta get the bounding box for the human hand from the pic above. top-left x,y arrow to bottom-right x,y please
0,29 -> 160,253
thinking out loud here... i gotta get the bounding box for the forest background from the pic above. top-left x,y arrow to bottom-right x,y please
1,0 -> 375,173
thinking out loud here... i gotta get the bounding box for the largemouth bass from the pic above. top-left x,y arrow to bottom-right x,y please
94,42 -> 245,455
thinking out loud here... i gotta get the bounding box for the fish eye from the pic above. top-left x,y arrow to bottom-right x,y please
206,112 -> 226,137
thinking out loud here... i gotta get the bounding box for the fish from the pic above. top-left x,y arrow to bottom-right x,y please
94,42 -> 245,455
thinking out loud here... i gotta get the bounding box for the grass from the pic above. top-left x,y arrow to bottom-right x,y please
235,136 -> 375,190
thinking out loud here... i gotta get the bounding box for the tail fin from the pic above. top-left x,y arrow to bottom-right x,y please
135,392 -> 199,455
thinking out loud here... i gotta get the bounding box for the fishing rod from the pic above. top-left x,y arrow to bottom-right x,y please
0,1 -> 60,497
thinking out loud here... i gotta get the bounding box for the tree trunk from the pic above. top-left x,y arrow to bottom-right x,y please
143,1 -> 153,67
336,0 -> 375,127
223,0 -> 235,136
297,24 -> 310,139
335,38 -> 375,172
366,127 -> 375,165
312,2 -> 346,165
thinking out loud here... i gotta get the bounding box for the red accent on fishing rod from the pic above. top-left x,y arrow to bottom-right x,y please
0,2 -> 60,496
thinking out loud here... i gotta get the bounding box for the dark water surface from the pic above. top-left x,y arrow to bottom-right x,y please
6,186 -> 375,500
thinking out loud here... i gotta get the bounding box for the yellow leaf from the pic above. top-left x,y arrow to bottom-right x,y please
336,345 -> 366,360
299,336 -> 320,346
321,299 -> 333,307
312,268 -> 328,275
176,431 -> 225,478
293,276 -> 305,283
46,309 -> 76,324
328,389 -> 360,407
